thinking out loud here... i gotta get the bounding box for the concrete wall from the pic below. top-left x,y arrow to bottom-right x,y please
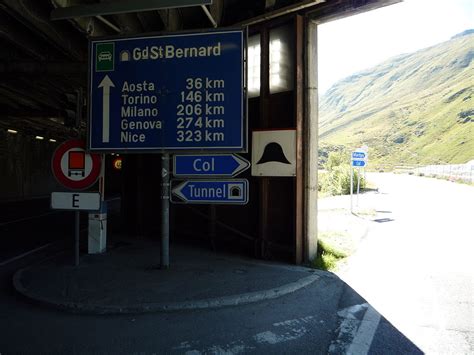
0,130 -> 61,202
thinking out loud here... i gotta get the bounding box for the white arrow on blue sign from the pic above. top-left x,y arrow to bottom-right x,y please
352,160 -> 366,167
173,154 -> 250,177
171,179 -> 249,205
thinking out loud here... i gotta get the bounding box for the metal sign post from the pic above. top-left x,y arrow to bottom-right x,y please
50,192 -> 101,266
75,211 -> 80,266
87,29 -> 246,269
350,164 -> 353,213
51,140 -> 102,266
356,168 -> 361,207
351,148 -> 369,212
161,153 -> 170,269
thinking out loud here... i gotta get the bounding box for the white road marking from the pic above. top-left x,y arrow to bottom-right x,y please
0,211 -> 59,227
346,304 -> 381,355
254,315 -> 315,345
0,242 -> 55,267
1,225 -> 88,267
185,342 -> 250,355
177,315 -> 319,353
330,303 -> 381,355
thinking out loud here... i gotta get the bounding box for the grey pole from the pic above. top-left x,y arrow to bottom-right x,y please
356,168 -> 361,207
161,153 -> 170,269
350,165 -> 353,213
75,211 -> 80,266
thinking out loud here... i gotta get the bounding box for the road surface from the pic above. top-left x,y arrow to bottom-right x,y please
338,173 -> 474,354
0,173 -> 471,354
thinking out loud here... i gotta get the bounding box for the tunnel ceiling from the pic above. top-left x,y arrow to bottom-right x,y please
0,0 -> 399,138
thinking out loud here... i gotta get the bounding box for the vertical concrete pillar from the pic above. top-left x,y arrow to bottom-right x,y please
295,15 -> 304,264
259,28 -> 270,259
304,19 -> 319,262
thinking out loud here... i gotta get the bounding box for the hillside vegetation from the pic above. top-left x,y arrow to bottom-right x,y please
319,30 -> 474,167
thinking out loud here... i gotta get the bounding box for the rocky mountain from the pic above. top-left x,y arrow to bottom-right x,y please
319,30 -> 474,167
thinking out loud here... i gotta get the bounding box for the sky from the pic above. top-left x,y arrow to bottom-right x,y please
318,0 -> 474,94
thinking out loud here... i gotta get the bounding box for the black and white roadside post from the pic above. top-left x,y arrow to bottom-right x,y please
161,153 -> 171,269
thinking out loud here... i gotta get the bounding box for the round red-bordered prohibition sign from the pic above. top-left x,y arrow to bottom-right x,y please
51,139 -> 102,190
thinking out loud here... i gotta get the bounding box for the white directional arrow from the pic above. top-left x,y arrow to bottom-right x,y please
232,154 -> 251,176
98,75 -> 115,143
172,181 -> 188,202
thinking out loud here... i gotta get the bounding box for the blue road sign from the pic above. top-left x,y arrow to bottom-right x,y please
88,30 -> 245,152
352,151 -> 366,159
171,179 -> 249,204
174,154 -> 250,177
352,159 -> 366,167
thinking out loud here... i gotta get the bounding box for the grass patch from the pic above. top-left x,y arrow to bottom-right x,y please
318,153 -> 367,196
354,208 -> 377,217
311,232 -> 350,271
313,250 -> 341,271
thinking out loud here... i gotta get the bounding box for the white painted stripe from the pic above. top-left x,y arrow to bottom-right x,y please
0,211 -> 59,227
346,305 -> 381,355
0,226 -> 88,267
178,315 -> 319,354
0,242 -> 55,267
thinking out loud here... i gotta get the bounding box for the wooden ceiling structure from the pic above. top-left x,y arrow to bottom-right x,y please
0,0 -> 400,138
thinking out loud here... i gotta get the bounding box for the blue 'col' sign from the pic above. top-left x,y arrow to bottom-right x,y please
174,154 -> 250,177
88,30 -> 245,152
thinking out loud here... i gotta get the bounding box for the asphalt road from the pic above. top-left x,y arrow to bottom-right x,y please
0,173 -> 471,354
338,173 -> 474,354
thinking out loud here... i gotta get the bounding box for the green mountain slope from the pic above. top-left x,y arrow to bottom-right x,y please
319,31 -> 474,167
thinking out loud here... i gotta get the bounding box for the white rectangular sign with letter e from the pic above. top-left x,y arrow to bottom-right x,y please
51,192 -> 101,211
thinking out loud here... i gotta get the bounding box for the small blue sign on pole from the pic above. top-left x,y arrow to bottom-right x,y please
352,160 -> 366,167
171,179 -> 249,204
88,29 -> 245,152
174,154 -> 250,177
352,151 -> 366,160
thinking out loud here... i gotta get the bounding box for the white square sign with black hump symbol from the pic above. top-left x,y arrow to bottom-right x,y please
251,129 -> 296,177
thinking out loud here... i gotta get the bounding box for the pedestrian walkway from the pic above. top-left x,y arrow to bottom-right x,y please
13,238 -> 319,314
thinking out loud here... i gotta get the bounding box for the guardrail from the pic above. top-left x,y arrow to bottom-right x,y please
413,163 -> 474,183
369,162 -> 474,184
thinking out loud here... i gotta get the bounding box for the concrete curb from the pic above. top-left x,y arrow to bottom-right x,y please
12,268 -> 320,315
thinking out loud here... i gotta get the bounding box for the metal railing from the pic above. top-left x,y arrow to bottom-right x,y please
413,163 -> 474,183
370,161 -> 474,184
